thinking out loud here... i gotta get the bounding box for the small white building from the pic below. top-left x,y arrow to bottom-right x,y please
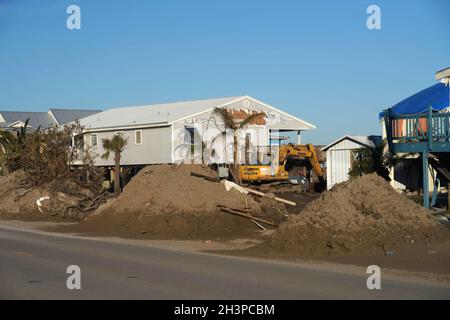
322,135 -> 380,190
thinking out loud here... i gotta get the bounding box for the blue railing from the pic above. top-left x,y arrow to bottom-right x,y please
384,107 -> 450,153
384,106 -> 450,208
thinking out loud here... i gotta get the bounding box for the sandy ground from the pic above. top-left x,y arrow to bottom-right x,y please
1,219 -> 449,284
0,220 -> 264,252
217,240 -> 450,278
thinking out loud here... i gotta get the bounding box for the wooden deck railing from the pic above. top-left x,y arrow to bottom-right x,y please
384,107 -> 450,153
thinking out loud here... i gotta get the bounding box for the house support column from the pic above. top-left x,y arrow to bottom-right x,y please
297,130 -> 301,145
422,151 -> 429,208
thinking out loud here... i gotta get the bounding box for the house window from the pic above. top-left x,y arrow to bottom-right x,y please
135,130 -> 142,145
90,133 -> 98,147
73,135 -> 84,149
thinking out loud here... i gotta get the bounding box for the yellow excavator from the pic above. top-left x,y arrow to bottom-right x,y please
239,144 -> 325,190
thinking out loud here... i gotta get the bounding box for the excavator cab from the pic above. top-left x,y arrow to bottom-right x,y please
239,143 -> 326,191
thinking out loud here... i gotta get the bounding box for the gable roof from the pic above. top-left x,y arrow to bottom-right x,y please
49,108 -> 101,126
322,135 -> 381,151
79,95 -> 316,131
0,111 -> 56,129
79,96 -> 243,130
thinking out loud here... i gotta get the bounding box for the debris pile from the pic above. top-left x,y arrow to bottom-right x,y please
257,173 -> 449,256
0,170 -> 109,221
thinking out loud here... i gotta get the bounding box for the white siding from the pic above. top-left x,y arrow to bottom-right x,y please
171,104 -> 280,165
87,126 -> 172,166
325,139 -> 368,190
327,149 -> 351,190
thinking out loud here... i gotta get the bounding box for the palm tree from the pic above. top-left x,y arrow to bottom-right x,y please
0,119 -> 31,175
101,133 -> 128,196
348,140 -> 402,181
213,107 -> 265,184
0,130 -> 15,176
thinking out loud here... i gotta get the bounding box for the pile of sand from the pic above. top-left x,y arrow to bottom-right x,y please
59,164 -> 286,240
92,164 -> 260,217
257,173 -> 449,256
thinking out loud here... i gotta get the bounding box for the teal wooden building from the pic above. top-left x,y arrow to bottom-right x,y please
382,68 -> 450,208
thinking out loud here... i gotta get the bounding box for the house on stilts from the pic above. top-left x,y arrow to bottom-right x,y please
381,67 -> 450,208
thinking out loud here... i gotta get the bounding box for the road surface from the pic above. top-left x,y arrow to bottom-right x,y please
0,225 -> 449,299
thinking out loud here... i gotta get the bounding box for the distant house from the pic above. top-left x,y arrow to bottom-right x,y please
0,111 -> 56,131
322,135 -> 381,190
48,109 -> 102,127
78,95 -> 316,167
0,109 -> 101,132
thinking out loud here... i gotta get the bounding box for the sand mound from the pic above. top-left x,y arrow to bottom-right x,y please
50,211 -> 263,240
63,164 -> 287,240
92,164 -> 260,217
257,173 -> 449,256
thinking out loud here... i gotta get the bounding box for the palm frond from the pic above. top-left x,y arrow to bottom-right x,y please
213,107 -> 237,130
0,130 -> 15,143
238,112 -> 265,129
100,150 -> 110,160
101,133 -> 128,160
0,130 -> 16,152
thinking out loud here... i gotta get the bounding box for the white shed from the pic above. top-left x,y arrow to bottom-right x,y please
322,135 -> 379,190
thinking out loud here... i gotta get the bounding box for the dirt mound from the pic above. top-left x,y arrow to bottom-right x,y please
49,210 -> 262,240
56,164 -> 286,240
0,170 -> 107,221
255,173 -> 449,256
91,164 -> 260,217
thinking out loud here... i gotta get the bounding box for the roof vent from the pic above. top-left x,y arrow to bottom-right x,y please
435,67 -> 450,85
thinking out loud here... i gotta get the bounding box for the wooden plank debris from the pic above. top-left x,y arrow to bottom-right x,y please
190,172 -> 221,183
218,205 -> 277,227
222,180 -> 296,206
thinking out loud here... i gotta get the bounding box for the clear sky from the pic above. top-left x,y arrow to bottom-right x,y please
0,0 -> 449,144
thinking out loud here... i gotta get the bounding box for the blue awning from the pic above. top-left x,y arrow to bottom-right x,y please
380,82 -> 450,118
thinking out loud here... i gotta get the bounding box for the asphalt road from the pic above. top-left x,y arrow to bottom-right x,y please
0,226 -> 449,299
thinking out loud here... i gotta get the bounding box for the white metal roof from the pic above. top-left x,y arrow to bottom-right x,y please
79,96 -> 316,131
79,96 -> 242,130
322,135 -> 377,151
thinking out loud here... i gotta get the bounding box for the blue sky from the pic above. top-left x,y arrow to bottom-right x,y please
0,0 -> 449,144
